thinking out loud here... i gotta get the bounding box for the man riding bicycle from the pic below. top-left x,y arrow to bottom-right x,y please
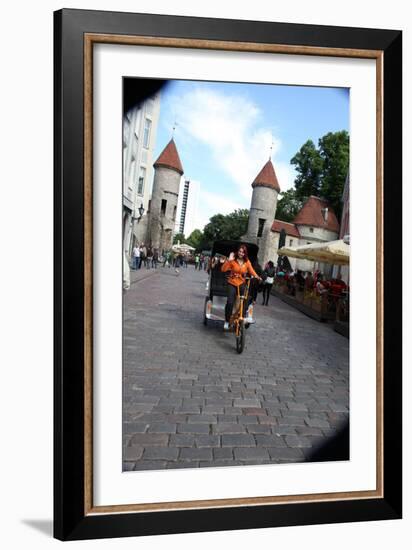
220,244 -> 262,330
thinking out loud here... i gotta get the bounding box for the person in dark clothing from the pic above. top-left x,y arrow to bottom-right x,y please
250,260 -> 264,304
262,261 -> 276,305
296,269 -> 305,291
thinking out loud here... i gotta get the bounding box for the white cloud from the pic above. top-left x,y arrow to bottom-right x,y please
169,88 -> 283,199
274,162 -> 297,193
193,188 -> 245,231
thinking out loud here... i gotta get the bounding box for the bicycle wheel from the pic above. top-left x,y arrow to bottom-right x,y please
236,320 -> 245,354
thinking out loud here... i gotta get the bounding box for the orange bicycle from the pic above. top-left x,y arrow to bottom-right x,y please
230,277 -> 253,354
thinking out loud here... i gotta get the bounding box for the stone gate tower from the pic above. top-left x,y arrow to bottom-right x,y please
148,139 -> 184,251
243,159 -> 281,265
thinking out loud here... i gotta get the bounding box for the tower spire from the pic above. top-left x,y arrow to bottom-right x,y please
269,132 -> 275,160
172,120 -> 178,138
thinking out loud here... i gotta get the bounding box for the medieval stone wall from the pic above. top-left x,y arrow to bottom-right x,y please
148,166 -> 182,251
245,186 -> 278,243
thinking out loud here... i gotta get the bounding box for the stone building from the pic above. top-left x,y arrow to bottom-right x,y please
134,138 -> 184,252
243,157 -> 340,271
271,196 -> 340,274
178,180 -> 190,234
243,159 -> 281,265
175,179 -> 200,238
123,93 -> 161,256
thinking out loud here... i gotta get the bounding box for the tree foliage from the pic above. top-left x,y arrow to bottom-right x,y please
275,188 -> 303,223
318,131 -> 350,218
290,140 -> 323,200
173,232 -> 186,245
286,130 -> 349,221
186,229 -> 203,250
198,208 -> 249,250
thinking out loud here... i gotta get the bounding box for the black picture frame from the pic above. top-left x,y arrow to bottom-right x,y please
54,8 -> 402,541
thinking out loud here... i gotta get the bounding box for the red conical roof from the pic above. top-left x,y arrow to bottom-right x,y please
251,159 -> 280,192
153,139 -> 184,175
293,196 -> 340,232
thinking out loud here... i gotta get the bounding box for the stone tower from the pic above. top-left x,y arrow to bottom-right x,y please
148,139 -> 184,251
244,159 -> 281,265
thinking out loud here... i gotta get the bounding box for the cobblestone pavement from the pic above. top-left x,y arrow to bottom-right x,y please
123,266 -> 349,471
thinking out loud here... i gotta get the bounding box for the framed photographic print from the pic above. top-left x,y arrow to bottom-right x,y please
54,8 -> 402,541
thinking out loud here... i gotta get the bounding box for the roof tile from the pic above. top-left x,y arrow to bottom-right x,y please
154,139 -> 184,175
271,220 -> 301,237
293,196 -> 339,232
252,160 -> 280,192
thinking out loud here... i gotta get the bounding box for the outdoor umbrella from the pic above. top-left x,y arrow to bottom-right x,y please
172,243 -> 195,253
278,239 -> 350,266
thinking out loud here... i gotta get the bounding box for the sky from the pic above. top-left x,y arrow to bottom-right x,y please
151,79 -> 349,234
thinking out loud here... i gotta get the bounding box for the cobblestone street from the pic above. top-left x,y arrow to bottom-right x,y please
123,266 -> 349,471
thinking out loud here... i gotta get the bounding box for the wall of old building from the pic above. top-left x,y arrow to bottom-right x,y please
148,166 -> 182,251
245,186 -> 278,242
297,225 -> 339,244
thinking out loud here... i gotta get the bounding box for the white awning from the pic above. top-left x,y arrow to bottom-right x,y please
278,239 -> 350,266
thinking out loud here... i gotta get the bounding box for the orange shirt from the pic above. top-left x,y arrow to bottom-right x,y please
221,259 -> 258,287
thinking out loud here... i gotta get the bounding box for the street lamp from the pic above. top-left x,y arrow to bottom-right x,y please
132,203 -> 145,223
130,203 -> 145,254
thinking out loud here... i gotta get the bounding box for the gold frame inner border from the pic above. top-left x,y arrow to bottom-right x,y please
83,33 -> 384,515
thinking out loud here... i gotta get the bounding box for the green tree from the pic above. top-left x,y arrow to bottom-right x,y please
275,188 -> 303,223
224,209 -> 250,239
186,229 -> 203,250
173,232 -> 186,245
289,131 -> 349,221
290,139 -> 324,200
318,131 -> 349,219
201,208 -> 249,249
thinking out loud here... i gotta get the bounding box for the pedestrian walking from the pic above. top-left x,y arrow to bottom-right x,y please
140,244 -> 147,270
163,251 -> 169,267
262,261 -> 276,305
250,259 -> 264,304
132,243 -> 141,270
146,247 -> 153,269
152,249 -> 159,269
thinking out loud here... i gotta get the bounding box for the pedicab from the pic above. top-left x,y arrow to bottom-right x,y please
203,240 -> 259,353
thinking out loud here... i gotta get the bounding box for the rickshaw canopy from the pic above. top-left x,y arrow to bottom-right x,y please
211,240 -> 259,264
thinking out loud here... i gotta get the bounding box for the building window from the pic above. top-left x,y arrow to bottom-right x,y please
128,158 -> 136,191
306,241 -> 312,245
173,205 -> 177,220
289,239 -> 293,246
309,227 -> 314,233
146,97 -> 155,116
161,199 -> 167,215
143,119 -> 152,148
257,218 -> 265,238
137,166 -> 146,195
